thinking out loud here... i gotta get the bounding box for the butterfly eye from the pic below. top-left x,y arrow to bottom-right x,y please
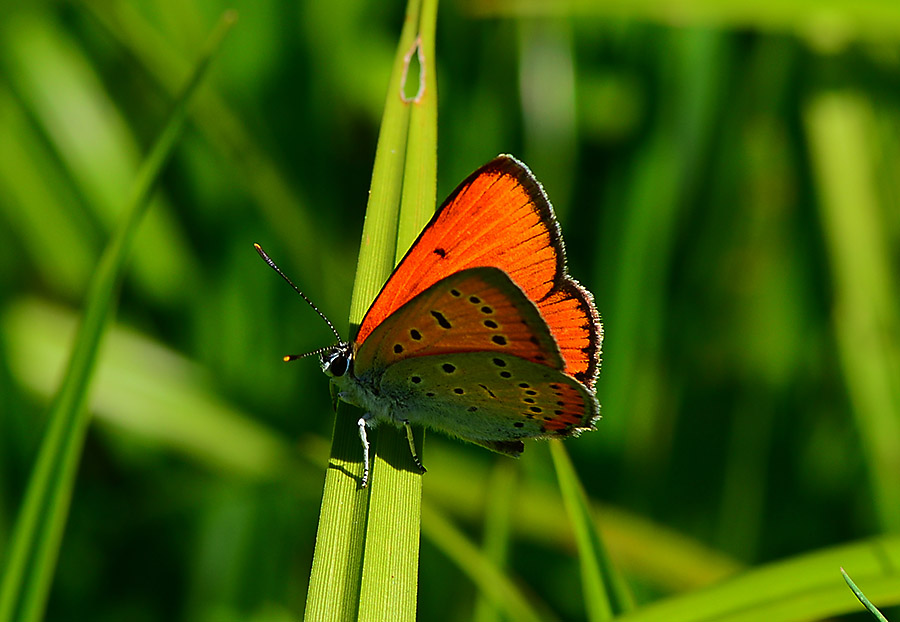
322,349 -> 352,378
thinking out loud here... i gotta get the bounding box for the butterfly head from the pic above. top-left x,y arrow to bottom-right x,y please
320,342 -> 354,378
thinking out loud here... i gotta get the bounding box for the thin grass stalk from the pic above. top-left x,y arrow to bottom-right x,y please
550,441 -> 633,620
304,0 -> 438,619
0,12 -> 235,622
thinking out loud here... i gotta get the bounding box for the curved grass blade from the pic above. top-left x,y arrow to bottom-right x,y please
304,0 -> 438,619
0,12 -> 236,622
550,441 -> 633,621
842,568 -> 890,622
614,535 -> 900,622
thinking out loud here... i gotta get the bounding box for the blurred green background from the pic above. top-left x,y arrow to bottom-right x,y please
2,1 -> 900,620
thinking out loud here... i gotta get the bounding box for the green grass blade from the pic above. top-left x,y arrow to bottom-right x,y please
304,0 -> 438,619
804,92 -> 900,533
842,568 -> 890,622
358,0 -> 438,618
0,12 -> 235,622
468,0 -> 900,41
614,535 -> 900,622
550,441 -> 633,620
421,503 -> 548,622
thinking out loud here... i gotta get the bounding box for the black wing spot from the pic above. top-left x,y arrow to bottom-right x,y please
410,329 -> 422,340
425,392 -> 435,397
518,383 -> 530,389
492,358 -> 507,367
442,363 -> 456,374
450,289 -> 461,297
500,371 -> 512,379
469,296 -> 481,304
514,422 -> 525,428
433,247 -> 447,258
549,384 -> 560,390
575,371 -> 586,382
554,410 -> 564,415
478,384 -> 497,398
525,389 -> 537,396
529,336 -> 540,345
394,344 -> 404,354
484,319 -> 499,329
410,376 -> 422,384
453,387 -> 465,395
523,398 -> 536,404
480,306 -> 493,314
529,406 -> 543,413
431,310 -> 452,329
492,335 -> 508,346
557,401 -> 565,406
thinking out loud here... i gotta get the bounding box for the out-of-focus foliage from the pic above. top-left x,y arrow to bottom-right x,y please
1,1 -> 899,620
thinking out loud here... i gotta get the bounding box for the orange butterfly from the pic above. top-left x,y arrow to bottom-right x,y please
257,155 -> 603,487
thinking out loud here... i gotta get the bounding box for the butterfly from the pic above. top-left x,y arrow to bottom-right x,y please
256,155 -> 603,488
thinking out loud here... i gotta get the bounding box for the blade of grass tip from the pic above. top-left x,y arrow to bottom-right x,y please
421,503 -> 549,622
0,11 -> 235,622
550,441 -> 634,621
304,0 -> 436,619
357,1 -> 438,619
842,568 -> 890,622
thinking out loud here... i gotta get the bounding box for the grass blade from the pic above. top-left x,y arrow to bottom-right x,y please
842,568 -> 890,622
805,92 -> 900,533
0,12 -> 235,622
550,441 -> 633,620
304,0 -> 438,619
614,535 -> 900,622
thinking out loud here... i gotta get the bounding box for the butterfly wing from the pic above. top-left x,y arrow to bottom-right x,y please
353,267 -> 564,380
354,155 -> 602,388
376,351 -> 599,450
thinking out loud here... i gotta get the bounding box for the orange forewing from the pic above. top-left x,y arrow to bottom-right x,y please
354,267 -> 563,377
355,155 -> 601,387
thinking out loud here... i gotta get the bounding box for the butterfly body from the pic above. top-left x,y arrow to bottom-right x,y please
258,155 -> 603,487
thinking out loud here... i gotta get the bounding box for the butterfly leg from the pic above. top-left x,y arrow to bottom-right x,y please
358,414 -> 372,488
401,421 -> 427,474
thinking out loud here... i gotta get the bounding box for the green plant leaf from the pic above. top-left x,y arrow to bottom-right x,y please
303,0 -> 438,620
550,441 -> 633,621
0,11 -> 235,622
614,535 -> 900,622
842,568 -> 890,622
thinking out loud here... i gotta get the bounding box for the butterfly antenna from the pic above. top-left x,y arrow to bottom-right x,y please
253,243 -> 343,342
282,345 -> 335,362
